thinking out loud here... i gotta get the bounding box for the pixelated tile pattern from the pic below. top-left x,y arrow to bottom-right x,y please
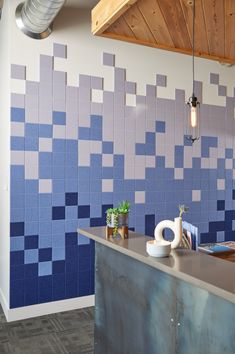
9,46 -> 235,308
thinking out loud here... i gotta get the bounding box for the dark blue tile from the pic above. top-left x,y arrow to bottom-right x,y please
53,274 -> 66,301
10,280 -> 24,308
225,231 -> 235,241
39,248 -> 52,262
10,251 -> 24,266
52,206 -> 65,220
78,271 -> 91,297
10,222 -> 24,237
145,214 -> 155,237
102,141 -> 113,154
24,263 -> 38,278
78,257 -> 90,272
25,235 -> 38,250
11,265 -> 24,280
156,121 -> 165,133
90,217 -> 105,227
78,205 -> 90,219
65,192 -> 78,206
52,260 -> 65,274
66,272 -> 78,298
65,232 -> 77,247
200,232 -> 216,243
225,210 -> 235,220
233,190 -> 235,200
209,221 -> 225,233
38,276 -> 52,303
78,245 -> 91,258
24,277 -> 38,306
217,200 -> 225,211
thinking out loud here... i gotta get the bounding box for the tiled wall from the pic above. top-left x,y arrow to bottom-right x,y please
10,43 -> 235,308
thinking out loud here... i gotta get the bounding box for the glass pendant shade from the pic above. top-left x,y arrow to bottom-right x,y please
186,94 -> 200,143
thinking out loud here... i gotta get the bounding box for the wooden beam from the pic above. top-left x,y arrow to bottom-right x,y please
102,31 -> 235,65
92,0 -> 138,35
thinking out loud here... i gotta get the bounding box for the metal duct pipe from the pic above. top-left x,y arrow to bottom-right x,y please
15,0 -> 65,39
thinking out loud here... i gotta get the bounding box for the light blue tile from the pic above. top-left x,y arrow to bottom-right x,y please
10,194 -> 25,209
39,221 -> 52,236
65,220 -> 78,232
52,220 -> 65,234
25,180 -> 38,194
25,249 -> 39,264
52,164 -> 65,179
78,167 -> 90,180
53,179 -> 65,193
65,167 -> 77,179
53,139 -> 66,152
10,236 -> 24,251
10,166 -> 25,180
66,140 -> 78,152
39,194 -> 52,207
39,261 -> 52,276
39,207 -> 52,221
25,222 -> 39,236
39,164 -> 52,179
52,193 -> 65,206
52,233 -> 65,248
66,206 -> 77,220
39,152 -> 52,165
52,247 -> 65,261
25,194 -> 39,208
39,235 -> 52,248
78,193 -> 90,205
78,234 -> 90,245
10,207 -> 25,222
39,124 -> 53,138
102,192 -> 113,204
90,179 -> 102,192
25,123 -> 39,137
65,179 -> 77,192
53,153 -> 65,166
25,208 -> 39,222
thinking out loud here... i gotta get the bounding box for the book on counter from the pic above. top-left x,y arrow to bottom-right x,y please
198,241 -> 235,254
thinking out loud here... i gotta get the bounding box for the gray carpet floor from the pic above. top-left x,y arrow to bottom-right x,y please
0,305 -> 94,353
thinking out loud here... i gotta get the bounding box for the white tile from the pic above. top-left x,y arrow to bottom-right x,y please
226,158 -> 233,169
146,119 -> 155,132
11,122 -> 25,137
25,163 -> 38,179
146,156 -> 155,167
126,94 -> 136,107
91,89 -> 103,103
201,158 -> 209,168
217,178 -> 225,190
183,147 -> 193,168
11,151 -> 24,165
39,179 -> 52,193
209,147 -> 217,158
53,125 -> 66,139
124,162 -> 135,179
66,122 -> 78,140
135,191 -> 145,204
192,190 -> 201,202
114,130 -> 125,154
25,151 -> 38,165
174,168 -> 183,180
39,138 -> 52,152
78,141 -> 90,166
102,179 -> 113,192
11,79 -> 26,94
102,154 -> 113,167
210,158 -> 217,169
90,141 -> 102,154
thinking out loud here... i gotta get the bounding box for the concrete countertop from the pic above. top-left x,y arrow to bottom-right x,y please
78,226 -> 235,305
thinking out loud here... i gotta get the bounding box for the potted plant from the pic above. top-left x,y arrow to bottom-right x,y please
106,201 -> 130,235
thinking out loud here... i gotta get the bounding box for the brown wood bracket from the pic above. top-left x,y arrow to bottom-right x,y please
106,226 -> 129,239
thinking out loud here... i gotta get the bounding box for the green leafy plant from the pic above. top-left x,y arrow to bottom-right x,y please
118,200 -> 130,214
106,201 -> 130,235
178,204 -> 189,217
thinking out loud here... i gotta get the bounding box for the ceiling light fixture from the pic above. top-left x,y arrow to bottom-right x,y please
186,0 -> 200,144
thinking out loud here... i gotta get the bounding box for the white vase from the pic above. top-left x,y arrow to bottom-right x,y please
154,216 -> 182,249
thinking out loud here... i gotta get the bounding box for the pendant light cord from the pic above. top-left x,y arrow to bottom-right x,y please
192,0 -> 195,96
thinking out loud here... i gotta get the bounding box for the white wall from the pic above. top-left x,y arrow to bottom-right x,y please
0,0 -> 11,309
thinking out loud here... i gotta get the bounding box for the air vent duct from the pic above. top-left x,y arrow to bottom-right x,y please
15,0 -> 65,39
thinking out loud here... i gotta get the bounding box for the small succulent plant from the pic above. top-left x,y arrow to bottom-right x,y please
178,204 -> 189,217
106,201 -> 130,235
117,200 -> 130,214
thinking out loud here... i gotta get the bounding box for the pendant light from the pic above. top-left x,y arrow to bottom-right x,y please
186,0 -> 200,144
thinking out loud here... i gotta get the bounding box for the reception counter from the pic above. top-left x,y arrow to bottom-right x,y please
78,227 -> 235,354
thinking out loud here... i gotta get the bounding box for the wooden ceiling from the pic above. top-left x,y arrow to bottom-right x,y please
92,0 -> 235,65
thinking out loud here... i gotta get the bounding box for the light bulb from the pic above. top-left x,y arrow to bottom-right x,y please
190,106 -> 197,128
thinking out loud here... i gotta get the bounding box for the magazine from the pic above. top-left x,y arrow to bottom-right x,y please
198,241 -> 235,254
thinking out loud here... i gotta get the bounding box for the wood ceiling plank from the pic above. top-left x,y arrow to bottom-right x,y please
157,0 -> 191,49
108,16 -> 136,38
123,3 -> 156,43
92,0 -> 138,35
180,0 -> 209,54
225,0 -> 235,59
137,0 -> 174,46
202,0 -> 225,57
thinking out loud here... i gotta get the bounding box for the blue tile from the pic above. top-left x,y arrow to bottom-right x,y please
25,137 -> 38,151
39,164 -> 52,179
102,141 -> 113,154
39,261 -> 52,276
53,273 -> 66,300
79,127 -> 90,140
91,115 -> 102,129
39,235 -> 52,248
39,152 -> 52,166
66,206 -> 77,220
53,111 -> 66,125
25,194 -> 39,208
38,276 -> 52,303
52,164 -> 65,179
52,193 -> 65,206
66,140 -> 78,152
39,248 -> 52,262
25,208 -> 39,222
217,200 -> 225,211
11,107 -> 25,122
10,222 -> 24,237
66,272 -> 78,298
175,145 -> 184,168
91,128 -> 102,141
78,167 -> 90,180
39,124 -> 53,138
53,179 -> 65,193
24,263 -> 38,278
156,121 -> 165,133
11,137 -> 25,150
10,237 -> 24,251
52,247 -> 65,261
11,179 -> 25,194
11,165 -> 25,180
65,167 -> 78,179
25,180 -> 38,194
39,207 -> 52,221
11,193 -> 25,209
39,194 -> 52,207
24,249 -> 39,264
10,280 -> 24,308
78,205 -> 90,218
25,235 -> 38,250
52,260 -> 65,274
24,277 -> 38,305
25,222 -> 39,236
53,139 -> 66,152
53,153 -> 65,166
65,220 -> 78,233
135,143 -> 145,155
65,178 -> 78,193
78,270 -> 91,296
225,148 -> 233,159
11,265 -> 24,280
25,123 -> 39,137
65,152 -> 78,165
52,220 -> 64,235
52,206 -> 65,220
77,234 -> 90,245
10,251 -> 24,266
